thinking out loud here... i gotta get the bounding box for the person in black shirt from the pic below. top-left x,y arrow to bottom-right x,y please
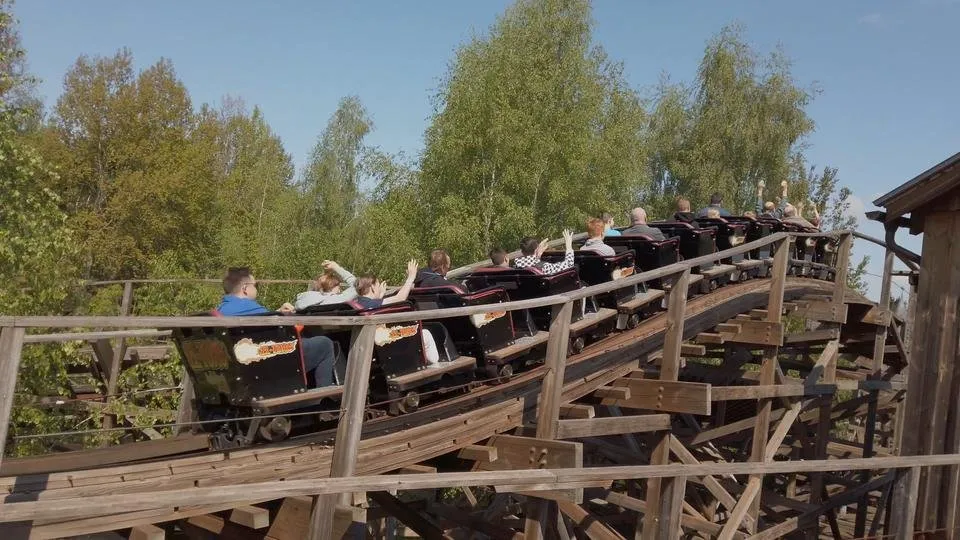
414,249 -> 462,289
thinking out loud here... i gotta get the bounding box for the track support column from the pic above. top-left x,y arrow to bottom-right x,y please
525,300 -> 573,540
0,325 -> 25,468
309,324 -> 377,540
641,268 -> 689,540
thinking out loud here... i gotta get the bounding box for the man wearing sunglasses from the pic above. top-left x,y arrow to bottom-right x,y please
218,267 -> 337,387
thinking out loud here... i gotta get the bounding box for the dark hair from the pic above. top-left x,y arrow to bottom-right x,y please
520,237 -> 540,256
223,267 -> 253,294
356,275 -> 377,296
710,192 -> 723,205
429,249 -> 451,272
489,247 -> 507,265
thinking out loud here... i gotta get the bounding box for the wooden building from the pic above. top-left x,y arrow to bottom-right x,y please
874,150 -> 960,533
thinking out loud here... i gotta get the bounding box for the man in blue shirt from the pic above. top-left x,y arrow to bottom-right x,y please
696,192 -> 732,218
218,268 -> 337,388
601,212 -> 621,237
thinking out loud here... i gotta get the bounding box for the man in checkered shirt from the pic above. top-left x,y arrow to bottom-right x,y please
513,229 -> 575,274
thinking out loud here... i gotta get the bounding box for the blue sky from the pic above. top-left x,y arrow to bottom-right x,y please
15,1 -> 960,300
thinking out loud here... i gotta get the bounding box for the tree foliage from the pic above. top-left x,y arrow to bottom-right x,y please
420,0 -> 648,263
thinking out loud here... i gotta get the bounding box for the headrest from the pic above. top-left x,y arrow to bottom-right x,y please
410,285 -> 468,295
650,221 -> 696,230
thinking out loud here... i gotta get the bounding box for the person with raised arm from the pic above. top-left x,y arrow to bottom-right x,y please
294,260 -> 359,310
353,259 -> 419,309
757,180 -> 788,219
514,229 -> 575,274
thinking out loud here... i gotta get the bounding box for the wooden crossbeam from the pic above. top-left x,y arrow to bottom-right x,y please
229,505 -> 270,529
459,445 -> 498,463
556,415 -> 671,439
602,378 -> 711,415
560,404 -> 595,419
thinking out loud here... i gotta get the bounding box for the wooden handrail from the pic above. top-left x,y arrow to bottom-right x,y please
0,452 -> 954,523
1,230 -> 851,330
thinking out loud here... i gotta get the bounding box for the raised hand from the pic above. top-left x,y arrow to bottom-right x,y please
321,260 -> 340,271
562,229 -> 574,248
278,302 -> 295,314
405,259 -> 418,281
535,238 -> 549,258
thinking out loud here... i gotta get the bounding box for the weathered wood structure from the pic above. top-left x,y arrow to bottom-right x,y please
0,222 -> 955,539
875,150 -> 960,535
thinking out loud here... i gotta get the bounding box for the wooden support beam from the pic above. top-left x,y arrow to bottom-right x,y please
605,490 -> 746,539
680,343 -> 706,356
890,466 -> 921,539
397,464 -> 438,474
667,437 -> 752,528
696,332 -> 725,345
718,477 -> 762,540
369,491 -> 452,540
129,524 -> 165,540
104,280 -> 133,430
479,435 -> 582,473
229,505 -> 270,529
459,445 -> 498,463
308,324 -> 377,540
556,500 -> 625,540
526,300 -> 573,540
560,404 -> 595,419
711,384 -> 833,401
556,415 -> 671,439
595,386 -> 630,400
723,320 -> 783,346
0,326 -> 25,468
603,378 -> 711,415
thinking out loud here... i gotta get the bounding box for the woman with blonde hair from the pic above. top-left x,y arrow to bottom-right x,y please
294,260 -> 359,310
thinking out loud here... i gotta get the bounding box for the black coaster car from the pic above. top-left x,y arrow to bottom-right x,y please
603,235 -> 681,288
409,285 -> 516,369
297,300 -> 475,399
462,266 -> 584,332
725,216 -> 774,259
694,218 -> 748,263
174,311 -> 337,415
649,222 -> 718,271
540,250 -> 636,310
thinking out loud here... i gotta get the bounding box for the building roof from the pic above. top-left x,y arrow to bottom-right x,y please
873,150 -> 960,222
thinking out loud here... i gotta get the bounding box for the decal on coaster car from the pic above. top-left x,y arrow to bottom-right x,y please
470,310 -> 507,328
375,324 -> 419,346
233,338 -> 298,365
611,266 -> 635,280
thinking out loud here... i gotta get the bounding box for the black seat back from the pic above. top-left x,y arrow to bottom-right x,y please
462,267 -> 582,331
298,301 -> 427,381
603,235 -> 681,272
542,250 -> 637,309
174,311 -> 309,406
649,222 -> 717,271
409,285 -> 515,358
694,218 -> 747,262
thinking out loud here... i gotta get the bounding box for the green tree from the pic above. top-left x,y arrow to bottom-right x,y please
420,0 -> 648,262
43,51 -> 220,280
647,25 -> 816,217
301,95 -> 372,231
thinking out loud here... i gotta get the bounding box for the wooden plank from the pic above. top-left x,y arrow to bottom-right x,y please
667,437 -> 752,529
595,386 -> 630,400
603,378 -> 711,416
12,455 -> 960,523
535,301 -> 574,440
718,477 -> 762,540
605,490 -> 746,539
569,307 -> 617,335
616,289 -> 665,313
661,269 -> 689,381
696,332 -> 725,345
526,300 -> 574,540
680,343 -> 706,356
478,435 -> 582,473
184,514 -> 264,540
0,327 -> 26,468
229,505 -> 270,529
268,496 -> 313,540
23,329 -> 172,344
486,331 -> 550,363
308,324 -> 377,540
129,524 -> 165,540
556,415 -> 671,439
389,355 -> 476,387
104,281 -> 134,430
396,464 -> 437,474
890,466 -> 921,539
459,445 -> 498,463
711,384 -> 832,401
723,320 -> 783,346
560,404 -> 595,419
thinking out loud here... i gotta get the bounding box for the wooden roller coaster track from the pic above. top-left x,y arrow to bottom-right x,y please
0,230 -> 947,540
